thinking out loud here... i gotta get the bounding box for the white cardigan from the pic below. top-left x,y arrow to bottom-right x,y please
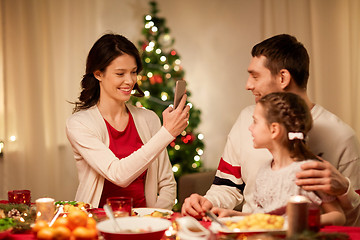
66,103 -> 176,209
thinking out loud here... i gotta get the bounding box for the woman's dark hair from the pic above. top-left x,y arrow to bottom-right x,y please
251,34 -> 310,90
73,34 -> 144,113
258,92 -> 319,161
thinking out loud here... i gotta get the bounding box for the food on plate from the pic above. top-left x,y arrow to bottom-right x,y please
32,210 -> 97,240
144,210 -> 172,218
132,208 -> 173,218
154,210 -> 171,218
0,217 -> 15,231
224,213 -> 285,230
55,201 -> 91,213
137,210 -> 172,218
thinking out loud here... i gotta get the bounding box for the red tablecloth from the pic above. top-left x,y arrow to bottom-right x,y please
6,223 -> 360,240
3,210 -> 360,240
320,225 -> 360,239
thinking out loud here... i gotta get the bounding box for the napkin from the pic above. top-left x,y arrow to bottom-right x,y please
175,216 -> 215,240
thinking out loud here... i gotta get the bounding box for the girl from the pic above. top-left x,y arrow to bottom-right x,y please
66,34 -> 190,209
213,92 -> 345,226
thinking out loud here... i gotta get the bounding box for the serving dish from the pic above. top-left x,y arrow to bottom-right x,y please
97,217 -> 172,240
210,215 -> 287,239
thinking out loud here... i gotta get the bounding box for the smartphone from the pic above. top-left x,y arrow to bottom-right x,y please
174,80 -> 186,109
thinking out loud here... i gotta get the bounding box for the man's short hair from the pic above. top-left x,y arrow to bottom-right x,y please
251,34 -> 310,89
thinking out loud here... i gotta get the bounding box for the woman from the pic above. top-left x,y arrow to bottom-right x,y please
66,33 -> 190,209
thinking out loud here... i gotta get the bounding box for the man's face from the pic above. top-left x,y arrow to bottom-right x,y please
246,56 -> 282,103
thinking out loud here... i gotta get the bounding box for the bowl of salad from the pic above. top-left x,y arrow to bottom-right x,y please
0,218 -> 15,240
97,216 -> 171,240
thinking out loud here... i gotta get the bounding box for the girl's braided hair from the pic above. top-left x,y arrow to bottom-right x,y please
258,92 -> 319,161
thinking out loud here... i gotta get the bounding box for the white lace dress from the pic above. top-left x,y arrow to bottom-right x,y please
253,159 -> 335,214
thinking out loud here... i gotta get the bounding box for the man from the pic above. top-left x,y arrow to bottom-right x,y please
181,34 -> 360,226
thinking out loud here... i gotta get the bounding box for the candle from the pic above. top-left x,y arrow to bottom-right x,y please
8,190 -> 31,205
36,198 -> 55,223
286,195 -> 310,237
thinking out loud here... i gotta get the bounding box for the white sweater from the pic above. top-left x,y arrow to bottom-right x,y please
66,103 -> 176,209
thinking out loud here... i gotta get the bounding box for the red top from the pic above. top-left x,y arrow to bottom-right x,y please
99,112 -> 147,208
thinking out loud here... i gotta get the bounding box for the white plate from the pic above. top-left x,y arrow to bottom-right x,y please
210,216 -> 288,234
132,208 -> 173,217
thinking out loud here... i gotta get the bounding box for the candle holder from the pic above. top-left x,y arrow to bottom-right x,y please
8,190 -> 31,205
286,195 -> 310,237
35,198 -> 55,223
308,205 -> 321,232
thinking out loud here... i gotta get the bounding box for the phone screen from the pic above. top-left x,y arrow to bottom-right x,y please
174,80 -> 186,108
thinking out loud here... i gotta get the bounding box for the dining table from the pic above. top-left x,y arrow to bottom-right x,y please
2,206 -> 360,240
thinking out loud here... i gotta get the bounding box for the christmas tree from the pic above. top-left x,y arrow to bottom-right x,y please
132,1 -> 205,184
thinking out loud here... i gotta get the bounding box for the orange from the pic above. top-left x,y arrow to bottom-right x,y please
37,227 -> 55,240
53,226 -> 72,240
87,228 -> 98,239
52,216 -> 70,229
67,210 -> 88,230
72,226 -> 96,240
32,220 -> 49,233
86,217 -> 97,229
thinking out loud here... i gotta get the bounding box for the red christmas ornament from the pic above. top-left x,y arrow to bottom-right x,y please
149,74 -> 163,84
170,50 -> 176,56
181,133 -> 195,144
142,42 -> 148,51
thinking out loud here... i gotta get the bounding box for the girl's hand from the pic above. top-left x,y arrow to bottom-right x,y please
162,94 -> 190,137
211,207 -> 244,218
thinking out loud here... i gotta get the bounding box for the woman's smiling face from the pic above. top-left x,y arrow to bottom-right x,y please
98,53 -> 138,104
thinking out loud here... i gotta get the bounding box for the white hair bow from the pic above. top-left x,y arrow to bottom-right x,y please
288,132 -> 304,140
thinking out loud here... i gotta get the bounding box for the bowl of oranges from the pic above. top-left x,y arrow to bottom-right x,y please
32,209 -> 97,240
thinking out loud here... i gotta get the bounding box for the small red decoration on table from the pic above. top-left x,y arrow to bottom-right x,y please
8,190 -> 31,205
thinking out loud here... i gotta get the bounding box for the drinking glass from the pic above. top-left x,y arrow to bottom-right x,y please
35,198 -> 55,223
308,206 -> 321,232
106,197 -> 133,217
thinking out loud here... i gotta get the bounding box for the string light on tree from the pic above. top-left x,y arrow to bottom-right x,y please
144,91 -> 150,97
132,0 -> 205,211
161,92 -> 168,101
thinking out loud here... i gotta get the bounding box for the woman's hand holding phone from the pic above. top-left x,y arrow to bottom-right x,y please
174,80 -> 186,109
163,94 -> 190,137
